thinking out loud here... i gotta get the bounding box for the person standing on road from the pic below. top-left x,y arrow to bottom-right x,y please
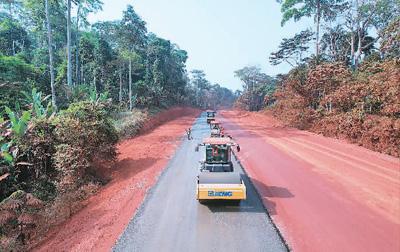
186,128 -> 193,140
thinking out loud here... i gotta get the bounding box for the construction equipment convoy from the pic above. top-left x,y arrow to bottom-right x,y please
195,124 -> 246,204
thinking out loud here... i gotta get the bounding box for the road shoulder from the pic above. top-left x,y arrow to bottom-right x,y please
33,110 -> 199,252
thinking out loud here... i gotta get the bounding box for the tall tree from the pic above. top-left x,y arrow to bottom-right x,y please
92,20 -> 123,102
345,0 -> 400,66
278,0 -> 346,60
320,25 -> 350,63
190,69 -> 210,108
270,29 -> 314,66
74,0 -> 102,86
78,31 -> 96,85
234,66 -> 276,111
143,34 -> 188,106
120,5 -> 147,110
67,0 -> 72,86
45,0 -> 56,108
0,18 -> 30,56
191,69 -> 210,90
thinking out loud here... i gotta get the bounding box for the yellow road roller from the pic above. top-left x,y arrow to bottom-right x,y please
195,137 -> 246,204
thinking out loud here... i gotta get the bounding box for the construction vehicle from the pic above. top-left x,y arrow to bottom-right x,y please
195,137 -> 246,204
206,110 -> 216,124
210,120 -> 229,138
210,120 -> 222,137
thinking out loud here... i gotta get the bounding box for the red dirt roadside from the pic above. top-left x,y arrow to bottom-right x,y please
221,110 -> 400,252
34,107 -> 199,252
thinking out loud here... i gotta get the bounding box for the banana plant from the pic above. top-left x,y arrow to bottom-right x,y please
4,106 -> 31,138
89,87 -> 109,104
1,107 -> 31,164
1,139 -> 13,164
21,88 -> 53,118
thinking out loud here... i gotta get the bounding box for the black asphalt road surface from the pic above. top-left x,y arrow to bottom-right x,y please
113,113 -> 287,252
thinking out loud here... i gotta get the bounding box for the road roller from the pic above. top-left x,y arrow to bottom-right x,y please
206,110 -> 216,124
210,120 -> 222,137
195,137 -> 246,204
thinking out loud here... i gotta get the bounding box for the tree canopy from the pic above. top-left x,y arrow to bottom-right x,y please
0,2 -> 236,112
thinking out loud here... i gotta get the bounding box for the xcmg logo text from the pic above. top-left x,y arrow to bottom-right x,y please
208,191 -> 232,197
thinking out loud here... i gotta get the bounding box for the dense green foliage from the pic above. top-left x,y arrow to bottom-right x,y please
0,2 -> 235,112
0,97 -> 118,249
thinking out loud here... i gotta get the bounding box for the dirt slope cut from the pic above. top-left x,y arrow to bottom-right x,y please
221,110 -> 400,252
34,107 -> 199,252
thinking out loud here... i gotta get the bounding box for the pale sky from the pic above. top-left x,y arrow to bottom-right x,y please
88,0 -> 313,91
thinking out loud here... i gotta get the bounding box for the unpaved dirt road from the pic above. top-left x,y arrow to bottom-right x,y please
220,110 -> 400,252
113,114 -> 287,252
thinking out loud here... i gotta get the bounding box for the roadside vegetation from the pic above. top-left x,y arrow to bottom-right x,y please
0,1 -> 235,250
235,0 -> 399,157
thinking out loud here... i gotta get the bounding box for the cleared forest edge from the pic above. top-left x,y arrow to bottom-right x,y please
32,107 -> 200,252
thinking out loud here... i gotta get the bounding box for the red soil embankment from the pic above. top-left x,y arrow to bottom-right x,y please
221,110 -> 400,252
34,107 -> 200,252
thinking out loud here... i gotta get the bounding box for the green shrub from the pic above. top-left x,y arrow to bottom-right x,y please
16,118 -> 57,200
114,109 -> 148,139
0,55 -> 35,82
1,95 -> 121,250
53,101 -> 118,193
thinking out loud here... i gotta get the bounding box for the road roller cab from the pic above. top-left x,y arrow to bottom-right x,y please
195,137 -> 246,203
206,110 -> 216,124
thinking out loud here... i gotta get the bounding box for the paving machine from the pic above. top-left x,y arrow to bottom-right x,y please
195,137 -> 246,204
206,110 -> 216,124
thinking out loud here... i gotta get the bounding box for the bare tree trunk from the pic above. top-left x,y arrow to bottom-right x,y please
354,0 -> 361,67
347,2 -> 356,66
81,61 -> 84,84
119,65 -> 123,104
329,33 -> 337,61
129,57 -> 132,110
352,0 -> 362,68
45,0 -> 57,109
67,0 -> 72,86
356,29 -> 362,66
75,5 -> 81,86
12,40 -> 15,55
8,3 -> 12,17
350,30 -> 355,65
315,0 -> 321,61
93,68 -> 97,93
100,69 -> 104,92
